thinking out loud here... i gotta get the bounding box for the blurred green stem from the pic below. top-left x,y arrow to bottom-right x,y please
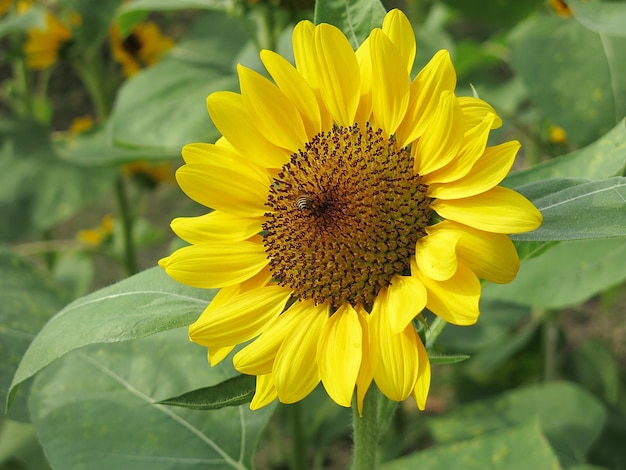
542,309 -> 558,382
115,177 -> 138,276
289,402 -> 307,470
425,316 -> 447,350
351,386 -> 379,470
73,57 -> 111,122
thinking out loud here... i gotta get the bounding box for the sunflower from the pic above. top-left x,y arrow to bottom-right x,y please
23,10 -> 74,69
110,22 -> 174,77
159,9 -> 542,411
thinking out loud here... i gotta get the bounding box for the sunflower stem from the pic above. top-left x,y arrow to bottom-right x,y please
289,402 -> 307,470
425,316 -> 447,350
115,176 -> 138,276
351,386 -> 380,470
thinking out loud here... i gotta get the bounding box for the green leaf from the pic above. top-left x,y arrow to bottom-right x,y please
0,5 -> 45,39
568,0 -> 626,37
28,328 -> 275,470
429,382 -> 606,466
0,247 -> 70,421
54,122 -> 178,166
0,118 -> 117,241
67,0 -> 122,54
116,0 -> 234,28
509,14 -> 626,146
381,422 -> 560,470
567,339 -> 620,406
158,374 -> 256,410
314,0 -> 386,49
513,177 -> 626,241
0,420 -> 50,469
8,267 -> 216,408
109,11 -> 247,151
428,354 -> 470,365
440,0 -> 544,28
504,120 -> 626,189
483,238 -> 626,309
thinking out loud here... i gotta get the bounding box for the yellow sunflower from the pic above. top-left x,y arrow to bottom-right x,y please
23,10 -> 74,69
159,9 -> 542,412
110,22 -> 174,77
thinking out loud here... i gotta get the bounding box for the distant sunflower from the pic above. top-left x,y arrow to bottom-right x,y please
110,22 -> 173,77
160,9 -> 542,411
23,10 -> 75,69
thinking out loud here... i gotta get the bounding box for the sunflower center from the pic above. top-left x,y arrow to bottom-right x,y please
263,123 -> 431,310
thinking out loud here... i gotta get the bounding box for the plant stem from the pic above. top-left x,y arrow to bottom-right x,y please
115,176 -> 138,276
351,386 -> 379,470
425,316 -> 447,350
73,58 -> 111,122
289,402 -> 307,470
542,309 -> 558,382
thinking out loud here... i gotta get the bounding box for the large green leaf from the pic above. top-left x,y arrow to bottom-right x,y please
382,422 -> 559,470
9,267 -> 216,407
109,11 -> 248,151
314,0 -> 386,49
513,177 -> 626,241
509,14 -> 626,146
0,248 -> 70,421
482,238 -> 626,309
568,0 -> 626,37
0,420 -> 50,469
29,328 -> 275,470
504,120 -> 626,189
55,122 -> 178,166
0,119 -> 117,241
0,5 -> 45,39
67,0 -> 122,54
429,382 -> 606,466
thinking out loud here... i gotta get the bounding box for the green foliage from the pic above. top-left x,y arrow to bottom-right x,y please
158,375 -> 257,410
314,0 -> 386,48
28,328 -> 275,470
9,267 -> 217,406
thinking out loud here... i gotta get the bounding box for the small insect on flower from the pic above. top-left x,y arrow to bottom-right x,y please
295,195 -> 313,211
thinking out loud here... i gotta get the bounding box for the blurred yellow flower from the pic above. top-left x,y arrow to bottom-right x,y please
68,115 -> 94,135
23,10 -> 74,69
549,0 -> 572,18
110,22 -> 174,77
160,9 -> 542,412
77,214 -> 114,247
122,161 -> 174,188
549,125 -> 568,144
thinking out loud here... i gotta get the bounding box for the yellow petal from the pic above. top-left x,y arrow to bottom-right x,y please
369,288 -> 419,401
458,96 -> 502,130
424,113 -> 495,186
433,220 -> 520,284
207,91 -> 291,169
415,229 -> 461,281
312,23 -> 360,127
260,49 -> 322,139
382,9 -> 416,75
171,211 -> 261,244
413,337 -> 431,411
355,306 -> 373,416
238,64 -> 308,152
354,37 -> 373,126
413,260 -> 480,326
429,141 -> 520,200
431,186 -> 543,234
396,50 -> 456,147
207,346 -> 234,367
189,284 -> 291,347
181,143 -> 268,181
318,303 -> 362,407
176,163 -> 268,218
233,299 -> 310,375
413,91 -> 464,176
387,275 -> 427,334
370,29 -> 410,136
292,20 -> 317,87
159,241 -> 268,288
273,302 -> 329,403
250,373 -> 277,410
